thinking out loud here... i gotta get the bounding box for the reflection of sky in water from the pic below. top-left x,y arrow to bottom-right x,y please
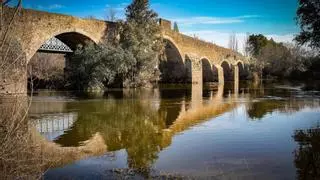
154,105 -> 320,179
41,103 -> 320,179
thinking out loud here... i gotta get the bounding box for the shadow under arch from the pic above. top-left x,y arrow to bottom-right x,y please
221,60 -> 233,81
235,61 -> 247,81
159,38 -> 185,83
212,64 -> 219,82
184,55 -> 192,83
201,58 -> 215,83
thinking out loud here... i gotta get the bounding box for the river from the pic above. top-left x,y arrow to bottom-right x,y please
27,81 -> 320,179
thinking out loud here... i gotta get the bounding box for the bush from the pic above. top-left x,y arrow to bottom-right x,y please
66,42 -> 135,91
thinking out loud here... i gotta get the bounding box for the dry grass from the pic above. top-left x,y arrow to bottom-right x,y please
0,97 -> 46,179
0,1 -> 46,179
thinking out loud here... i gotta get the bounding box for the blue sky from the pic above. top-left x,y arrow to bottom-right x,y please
22,0 -> 299,52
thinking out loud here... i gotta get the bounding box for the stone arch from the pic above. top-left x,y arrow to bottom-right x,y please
26,29 -> 99,63
233,60 -> 244,68
201,57 -> 214,83
234,60 -> 249,81
159,36 -> 186,83
218,59 -> 232,68
162,36 -> 184,60
27,29 -> 98,90
221,60 -> 233,81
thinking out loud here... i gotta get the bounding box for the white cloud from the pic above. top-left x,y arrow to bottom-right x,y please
48,4 -> 64,10
36,4 -> 64,10
182,30 -> 295,55
173,15 -> 260,25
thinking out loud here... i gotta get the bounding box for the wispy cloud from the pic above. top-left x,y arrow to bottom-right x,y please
48,4 -> 64,10
36,4 -> 65,10
173,15 -> 260,25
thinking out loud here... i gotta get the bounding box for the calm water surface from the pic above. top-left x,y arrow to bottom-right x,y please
28,81 -> 320,179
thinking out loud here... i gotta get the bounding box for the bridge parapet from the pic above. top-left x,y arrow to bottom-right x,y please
160,18 -> 245,66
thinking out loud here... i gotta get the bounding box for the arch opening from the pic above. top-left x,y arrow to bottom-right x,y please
27,32 -> 96,90
55,32 -> 94,51
201,59 -> 215,83
237,62 -> 250,81
159,39 -> 185,83
221,61 -> 233,81
237,62 -> 247,81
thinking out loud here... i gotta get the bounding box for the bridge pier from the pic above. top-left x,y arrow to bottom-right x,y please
233,65 -> 239,95
185,54 -> 203,108
233,65 -> 239,83
217,65 -> 224,85
191,59 -> 202,85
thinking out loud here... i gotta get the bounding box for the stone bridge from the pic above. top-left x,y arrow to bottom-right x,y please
1,7 -> 248,94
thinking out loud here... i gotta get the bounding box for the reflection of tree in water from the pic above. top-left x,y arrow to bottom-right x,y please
293,126 -> 320,180
54,94 -> 169,175
247,99 -> 320,120
247,100 -> 284,119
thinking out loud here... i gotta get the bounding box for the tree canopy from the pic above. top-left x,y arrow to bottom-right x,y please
295,0 -> 320,50
120,0 -> 163,87
67,0 -> 164,90
66,42 -> 136,91
247,34 -> 307,79
247,34 -> 268,56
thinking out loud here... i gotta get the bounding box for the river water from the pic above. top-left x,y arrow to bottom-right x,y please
28,81 -> 320,179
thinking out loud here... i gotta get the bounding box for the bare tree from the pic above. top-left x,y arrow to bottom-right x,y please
105,7 -> 117,22
0,1 -> 50,179
243,32 -> 251,57
228,32 -> 238,52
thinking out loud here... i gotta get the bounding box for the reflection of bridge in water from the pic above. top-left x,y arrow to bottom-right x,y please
28,82 -> 320,170
161,84 -> 239,145
32,113 -> 77,140
28,82 -> 246,169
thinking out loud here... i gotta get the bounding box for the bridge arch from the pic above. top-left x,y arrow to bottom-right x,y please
159,36 -> 186,83
221,60 -> 233,81
218,59 -> 232,68
27,29 -> 99,63
234,60 -> 248,81
201,57 -> 216,83
27,29 -> 98,90
162,36 -> 184,61
233,60 -> 244,69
